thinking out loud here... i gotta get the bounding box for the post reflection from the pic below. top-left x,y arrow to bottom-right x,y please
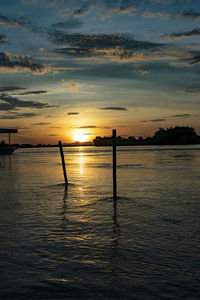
112,198 -> 120,246
0,155 -> 12,170
110,197 -> 121,273
62,187 -> 69,227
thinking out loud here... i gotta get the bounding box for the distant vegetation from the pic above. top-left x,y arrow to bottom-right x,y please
93,126 -> 200,146
8,126 -> 200,148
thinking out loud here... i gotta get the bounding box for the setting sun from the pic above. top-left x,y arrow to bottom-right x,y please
73,130 -> 90,142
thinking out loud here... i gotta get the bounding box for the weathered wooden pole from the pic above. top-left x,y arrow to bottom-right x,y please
8,133 -> 10,145
58,141 -> 68,187
113,129 -> 117,199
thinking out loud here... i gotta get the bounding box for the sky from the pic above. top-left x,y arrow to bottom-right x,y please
0,0 -> 199,144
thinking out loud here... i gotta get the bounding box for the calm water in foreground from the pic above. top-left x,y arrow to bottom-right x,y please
0,145 -> 200,299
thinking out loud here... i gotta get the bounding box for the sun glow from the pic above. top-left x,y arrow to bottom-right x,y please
73,130 -> 90,142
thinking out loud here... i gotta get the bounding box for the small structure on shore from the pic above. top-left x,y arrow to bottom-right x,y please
0,128 -> 18,155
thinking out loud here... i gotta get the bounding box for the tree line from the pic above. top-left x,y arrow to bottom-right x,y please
93,126 -> 200,146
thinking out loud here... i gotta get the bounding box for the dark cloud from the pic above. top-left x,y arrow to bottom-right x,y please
79,125 -> 96,128
0,12 -> 195,67
77,125 -> 112,129
99,107 -> 127,111
141,118 -> 166,122
183,90 -> 200,94
0,93 -> 56,111
22,1 -> 199,20
48,32 -> 198,66
48,32 -> 167,64
72,2 -> 96,18
0,14 -> 34,28
67,112 -> 79,115
142,10 -> 200,21
47,32 -> 158,50
0,52 -> 49,74
19,90 -> 47,95
180,11 -> 200,20
51,19 -> 83,30
162,28 -> 200,40
170,114 -> 191,118
32,122 -> 51,125
150,119 -> 166,122
0,86 -> 25,92
0,34 -> 8,44
183,51 -> 200,65
0,112 -> 39,119
0,12 -> 83,35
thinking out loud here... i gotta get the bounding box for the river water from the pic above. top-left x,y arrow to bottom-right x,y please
0,145 -> 200,299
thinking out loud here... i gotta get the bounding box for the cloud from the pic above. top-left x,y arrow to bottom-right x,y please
49,33 -> 178,65
182,90 -> 200,94
141,10 -> 200,21
0,112 -> 39,119
19,90 -> 48,95
0,8 -> 198,70
67,112 -> 79,115
49,32 -> 196,65
61,79 -> 79,88
51,19 -> 83,29
0,93 -> 56,111
183,51 -> 200,65
150,119 -> 166,122
0,86 -> 25,92
0,12 -> 195,68
102,2 -> 138,18
79,126 -> 96,128
0,14 -> 34,29
32,122 -> 51,125
21,1 -> 199,19
179,11 -> 200,21
99,107 -> 127,111
72,2 -> 95,18
141,118 -> 166,122
77,125 -> 111,129
137,69 -> 151,75
162,28 -> 200,40
0,52 -> 50,74
48,32 -> 159,50
61,79 -> 94,94
170,114 -> 191,118
0,34 -> 8,44
65,89 -> 95,94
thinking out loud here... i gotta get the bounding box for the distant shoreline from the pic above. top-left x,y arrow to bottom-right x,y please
14,143 -> 200,149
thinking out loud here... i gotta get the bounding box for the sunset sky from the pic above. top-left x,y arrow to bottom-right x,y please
0,0 -> 199,144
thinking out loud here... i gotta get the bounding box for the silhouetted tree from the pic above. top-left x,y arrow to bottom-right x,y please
153,126 -> 199,145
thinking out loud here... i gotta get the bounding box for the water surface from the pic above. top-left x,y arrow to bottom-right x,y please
0,145 -> 200,299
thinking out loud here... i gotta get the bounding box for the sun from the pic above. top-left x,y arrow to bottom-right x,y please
73,130 -> 89,142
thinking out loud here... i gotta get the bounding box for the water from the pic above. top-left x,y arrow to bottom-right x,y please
0,145 -> 200,299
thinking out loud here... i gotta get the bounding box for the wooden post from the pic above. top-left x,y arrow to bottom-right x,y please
58,141 -> 68,187
8,133 -> 10,145
113,129 -> 117,199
